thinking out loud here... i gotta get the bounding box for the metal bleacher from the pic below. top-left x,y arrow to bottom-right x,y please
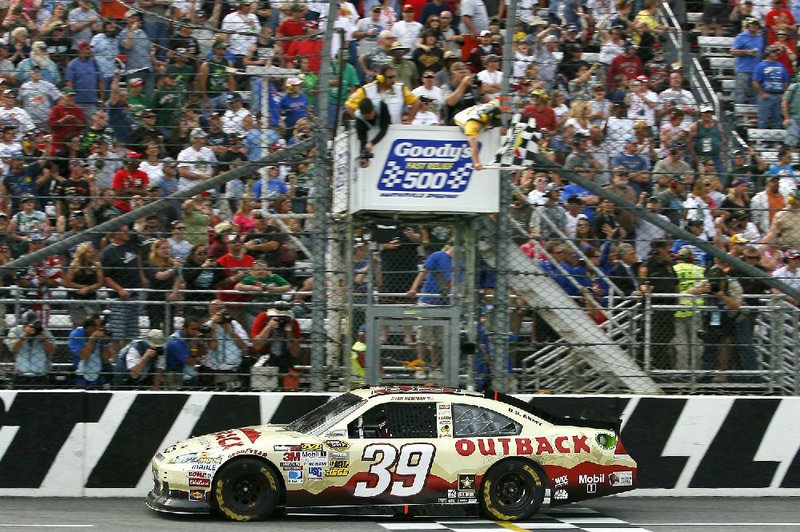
697,36 -> 734,56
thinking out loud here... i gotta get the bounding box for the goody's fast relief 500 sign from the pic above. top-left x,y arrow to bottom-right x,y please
349,125 -> 500,214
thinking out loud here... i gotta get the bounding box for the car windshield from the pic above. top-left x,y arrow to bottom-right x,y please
286,392 -> 365,435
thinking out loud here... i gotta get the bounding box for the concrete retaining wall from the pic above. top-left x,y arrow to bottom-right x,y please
0,391 -> 798,496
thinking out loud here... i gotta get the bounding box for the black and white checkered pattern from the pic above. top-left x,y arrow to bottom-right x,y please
447,164 -> 472,188
494,114 -> 541,168
380,161 -> 406,187
377,507 -> 652,532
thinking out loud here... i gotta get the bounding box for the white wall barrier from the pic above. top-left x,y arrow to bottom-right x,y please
0,391 -> 798,497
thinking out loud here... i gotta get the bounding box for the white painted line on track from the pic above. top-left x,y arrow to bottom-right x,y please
0,525 -> 93,528
633,524 -> 800,527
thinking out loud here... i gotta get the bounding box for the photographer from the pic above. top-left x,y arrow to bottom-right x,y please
164,315 -> 205,390
354,98 -> 390,168
251,307 -> 301,389
68,314 -> 115,388
700,258 -> 743,382
199,300 -> 251,390
114,329 -> 167,389
5,310 -> 56,386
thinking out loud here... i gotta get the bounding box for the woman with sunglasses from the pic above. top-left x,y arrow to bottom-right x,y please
182,244 -> 226,311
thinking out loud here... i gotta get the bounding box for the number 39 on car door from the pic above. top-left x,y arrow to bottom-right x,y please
346,400 -> 446,504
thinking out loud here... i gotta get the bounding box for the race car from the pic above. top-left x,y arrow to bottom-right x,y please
146,386 -> 636,521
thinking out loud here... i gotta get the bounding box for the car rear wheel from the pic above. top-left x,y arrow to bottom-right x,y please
479,459 -> 545,521
213,458 -> 280,521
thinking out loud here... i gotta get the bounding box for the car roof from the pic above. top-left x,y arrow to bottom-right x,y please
352,386 -> 620,431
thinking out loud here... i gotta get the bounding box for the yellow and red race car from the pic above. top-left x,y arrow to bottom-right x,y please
146,387 -> 636,521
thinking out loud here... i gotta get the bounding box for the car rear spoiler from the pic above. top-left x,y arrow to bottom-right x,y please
485,390 -> 622,433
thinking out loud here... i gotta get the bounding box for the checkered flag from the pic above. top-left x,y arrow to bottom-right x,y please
494,114 -> 541,168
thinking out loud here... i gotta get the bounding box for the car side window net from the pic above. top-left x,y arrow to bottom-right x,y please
384,402 -> 437,438
452,403 -> 522,437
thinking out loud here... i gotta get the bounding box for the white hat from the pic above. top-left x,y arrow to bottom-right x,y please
146,329 -> 166,347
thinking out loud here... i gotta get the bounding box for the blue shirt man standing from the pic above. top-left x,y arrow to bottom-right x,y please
731,17 -> 765,104
753,45 -> 790,128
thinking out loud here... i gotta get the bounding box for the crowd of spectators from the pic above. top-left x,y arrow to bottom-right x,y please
0,0 -> 798,388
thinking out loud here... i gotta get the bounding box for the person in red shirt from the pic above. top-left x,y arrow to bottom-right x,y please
216,233 -> 255,322
765,0 -> 797,44
521,90 -> 557,131
607,41 -> 643,90
277,3 -> 308,61
47,89 -> 86,152
290,21 -> 323,71
111,151 -> 149,212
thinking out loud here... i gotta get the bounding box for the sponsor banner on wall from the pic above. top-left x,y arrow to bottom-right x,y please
348,125 -> 500,214
0,392 -> 798,496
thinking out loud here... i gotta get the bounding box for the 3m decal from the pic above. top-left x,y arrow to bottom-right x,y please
353,443 -> 436,498
287,470 -> 304,484
284,452 -> 301,461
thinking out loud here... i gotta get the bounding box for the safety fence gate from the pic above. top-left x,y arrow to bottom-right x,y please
364,305 -> 461,387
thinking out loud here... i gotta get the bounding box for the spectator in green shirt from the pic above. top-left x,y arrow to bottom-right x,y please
234,260 -> 293,325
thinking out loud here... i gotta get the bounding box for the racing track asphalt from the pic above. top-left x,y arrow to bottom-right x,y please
0,497 -> 798,532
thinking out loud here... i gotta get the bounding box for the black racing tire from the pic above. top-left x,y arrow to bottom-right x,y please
212,458 -> 281,521
479,459 -> 546,521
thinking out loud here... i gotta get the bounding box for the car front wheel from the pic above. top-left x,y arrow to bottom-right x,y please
213,458 -> 281,521
479,459 -> 545,521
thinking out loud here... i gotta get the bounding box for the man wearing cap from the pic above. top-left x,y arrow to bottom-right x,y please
119,11 -> 155,92
47,89 -> 87,151
412,70 -> 445,115
152,72 -> 187,141
437,12 -> 462,56
65,41 -> 104,117
534,34 -> 560,91
393,4 -> 423,53
222,93 -> 252,135
168,20 -> 201,64
771,249 -> 800,306
118,329 -> 167,388
359,30 -> 395,80
68,0 -> 102,50
112,152 -> 149,212
476,54 -> 502,98
531,184 -> 567,239
279,77 -> 310,139
467,30 -> 501,72
688,104 -> 725,175
764,145 -> 798,197
222,0 -> 261,65
0,90 -> 35,139
16,42 -> 62,86
653,141 -> 692,181
177,128 -> 218,191
198,41 -> 236,112
165,48 -> 197,93
454,99 -> 502,170
754,44 -> 790,128
608,40 -> 643,90
354,6 -> 388,58
731,17 -> 764,104
277,4 -> 308,43
346,64 -> 419,124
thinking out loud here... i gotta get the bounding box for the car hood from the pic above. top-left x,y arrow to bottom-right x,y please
157,424 -> 310,462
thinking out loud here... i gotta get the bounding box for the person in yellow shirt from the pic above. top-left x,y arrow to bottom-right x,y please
454,99 -> 502,170
345,64 -> 420,125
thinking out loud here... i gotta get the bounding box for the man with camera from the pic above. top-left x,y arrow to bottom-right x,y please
199,300 -> 251,390
115,328 -> 167,389
354,98 -> 390,168
164,315 -> 205,390
5,310 -> 56,386
68,314 -> 115,388
251,307 -> 301,389
700,258 -> 743,382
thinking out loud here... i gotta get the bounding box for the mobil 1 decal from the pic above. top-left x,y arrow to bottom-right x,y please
353,443 -> 436,497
